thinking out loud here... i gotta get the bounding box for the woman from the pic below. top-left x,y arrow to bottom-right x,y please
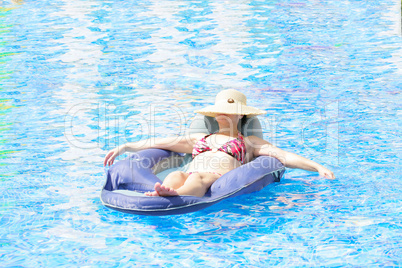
104,89 -> 335,197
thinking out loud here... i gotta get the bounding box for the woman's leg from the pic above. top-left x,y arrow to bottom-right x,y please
176,172 -> 218,197
148,172 -> 220,197
162,171 -> 188,189
145,171 -> 188,196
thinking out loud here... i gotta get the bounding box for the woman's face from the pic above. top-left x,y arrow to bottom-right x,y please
215,114 -> 243,125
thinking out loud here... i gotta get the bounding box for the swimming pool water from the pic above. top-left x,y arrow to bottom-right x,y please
1,0 -> 401,266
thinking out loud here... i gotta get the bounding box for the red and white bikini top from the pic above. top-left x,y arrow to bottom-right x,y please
192,132 -> 247,164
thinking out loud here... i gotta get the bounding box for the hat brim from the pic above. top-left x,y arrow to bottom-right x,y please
195,103 -> 266,118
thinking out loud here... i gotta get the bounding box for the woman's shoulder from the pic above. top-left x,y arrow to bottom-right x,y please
243,135 -> 262,141
187,132 -> 208,142
244,135 -> 271,146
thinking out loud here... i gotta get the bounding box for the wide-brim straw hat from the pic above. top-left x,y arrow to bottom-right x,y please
195,89 -> 266,118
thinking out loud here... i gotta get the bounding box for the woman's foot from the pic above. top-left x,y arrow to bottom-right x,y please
145,182 -> 179,196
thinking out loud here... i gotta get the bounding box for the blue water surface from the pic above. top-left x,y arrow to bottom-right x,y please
0,0 -> 401,267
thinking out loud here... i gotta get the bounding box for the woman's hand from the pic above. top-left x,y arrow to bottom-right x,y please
317,166 -> 335,180
103,144 -> 126,166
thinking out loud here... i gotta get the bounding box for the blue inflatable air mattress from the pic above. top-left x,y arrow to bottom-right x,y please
101,148 -> 285,216
101,115 -> 285,216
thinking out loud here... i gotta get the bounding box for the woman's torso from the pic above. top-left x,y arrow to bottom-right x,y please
187,132 -> 254,175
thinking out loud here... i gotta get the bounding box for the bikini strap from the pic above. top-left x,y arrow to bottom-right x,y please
202,131 -> 218,140
238,132 -> 245,141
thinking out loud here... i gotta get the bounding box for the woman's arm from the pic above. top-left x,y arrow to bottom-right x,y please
250,136 -> 335,179
103,133 -> 203,166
